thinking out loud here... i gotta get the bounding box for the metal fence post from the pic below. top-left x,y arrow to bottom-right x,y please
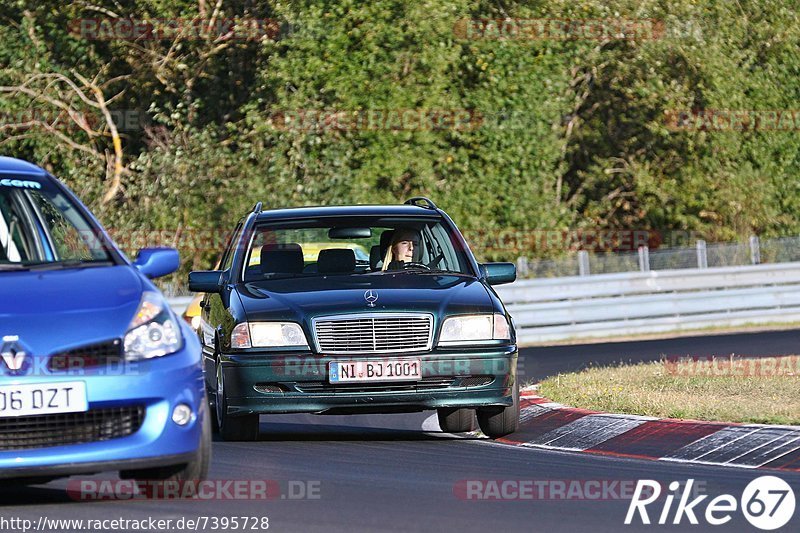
516,256 -> 530,278
578,250 -> 590,276
749,235 -> 761,265
696,240 -> 707,268
638,246 -> 650,272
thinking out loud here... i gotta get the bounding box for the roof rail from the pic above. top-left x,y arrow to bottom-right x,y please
252,202 -> 263,214
404,197 -> 438,209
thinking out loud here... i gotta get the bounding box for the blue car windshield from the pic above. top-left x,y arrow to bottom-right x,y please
0,178 -> 112,268
242,217 -> 473,281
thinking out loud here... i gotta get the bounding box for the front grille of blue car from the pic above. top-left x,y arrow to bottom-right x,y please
47,339 -> 123,372
0,405 -> 145,450
313,313 -> 433,354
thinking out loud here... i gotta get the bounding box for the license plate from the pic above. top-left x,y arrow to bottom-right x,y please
329,359 -> 422,383
0,381 -> 88,417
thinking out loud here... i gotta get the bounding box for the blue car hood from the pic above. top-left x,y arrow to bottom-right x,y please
238,274 -> 494,322
0,266 -> 142,356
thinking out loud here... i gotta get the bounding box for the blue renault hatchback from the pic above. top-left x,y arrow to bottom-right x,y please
0,157 -> 209,484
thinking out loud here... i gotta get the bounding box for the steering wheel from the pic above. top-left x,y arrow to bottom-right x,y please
401,261 -> 431,271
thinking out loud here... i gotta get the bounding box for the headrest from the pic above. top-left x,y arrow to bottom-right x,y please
260,243 -> 303,274
317,248 -> 356,274
370,245 -> 382,270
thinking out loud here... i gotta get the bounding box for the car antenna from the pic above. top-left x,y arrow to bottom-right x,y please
252,202 -> 263,213
403,197 -> 437,209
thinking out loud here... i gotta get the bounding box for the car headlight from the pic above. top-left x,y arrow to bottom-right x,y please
230,322 -> 309,349
124,292 -> 183,360
438,314 -> 511,345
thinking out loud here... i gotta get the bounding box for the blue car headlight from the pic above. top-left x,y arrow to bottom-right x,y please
123,291 -> 182,360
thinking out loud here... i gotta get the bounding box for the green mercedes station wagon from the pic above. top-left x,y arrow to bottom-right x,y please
189,198 -> 519,441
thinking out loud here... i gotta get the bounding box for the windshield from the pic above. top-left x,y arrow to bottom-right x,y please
0,177 -> 112,268
242,216 -> 472,281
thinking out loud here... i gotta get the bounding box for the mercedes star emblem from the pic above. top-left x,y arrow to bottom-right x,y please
364,290 -> 379,307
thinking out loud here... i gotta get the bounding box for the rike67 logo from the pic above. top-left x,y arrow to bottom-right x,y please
625,476 -> 795,530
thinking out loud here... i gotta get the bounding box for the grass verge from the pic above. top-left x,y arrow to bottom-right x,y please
537,356 -> 800,425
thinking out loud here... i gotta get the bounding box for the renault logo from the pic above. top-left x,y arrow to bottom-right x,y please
364,290 -> 379,308
1,335 -> 29,374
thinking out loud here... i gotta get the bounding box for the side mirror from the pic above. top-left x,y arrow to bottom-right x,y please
481,262 -> 516,286
133,247 -> 180,279
189,270 -> 224,293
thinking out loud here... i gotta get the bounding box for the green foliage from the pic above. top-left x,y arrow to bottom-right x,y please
2,0 -> 800,281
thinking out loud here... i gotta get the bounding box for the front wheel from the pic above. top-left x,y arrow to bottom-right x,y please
437,408 -> 476,433
215,359 -> 259,441
477,380 -> 520,439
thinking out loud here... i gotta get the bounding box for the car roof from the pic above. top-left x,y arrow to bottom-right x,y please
254,204 -> 443,221
0,156 -> 48,176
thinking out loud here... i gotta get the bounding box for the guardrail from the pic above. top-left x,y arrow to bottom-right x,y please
168,262 -> 800,345
495,262 -> 800,344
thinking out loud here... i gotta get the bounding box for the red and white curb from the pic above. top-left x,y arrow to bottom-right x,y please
492,389 -> 800,472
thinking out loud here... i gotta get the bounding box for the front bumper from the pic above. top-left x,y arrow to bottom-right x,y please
0,326 -> 206,479
220,345 -> 518,415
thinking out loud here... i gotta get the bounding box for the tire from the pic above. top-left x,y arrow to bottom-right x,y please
437,408 -> 476,433
215,358 -> 259,441
120,400 -> 212,487
207,384 -> 220,435
477,380 -> 520,439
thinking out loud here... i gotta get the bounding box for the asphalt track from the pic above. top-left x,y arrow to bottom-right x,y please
3,328 -> 800,532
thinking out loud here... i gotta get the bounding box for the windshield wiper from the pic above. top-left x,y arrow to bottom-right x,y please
256,272 -> 305,280
0,263 -> 29,271
385,266 -> 462,275
24,259 -> 113,271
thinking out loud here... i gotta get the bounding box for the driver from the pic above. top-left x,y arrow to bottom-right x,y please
381,228 -> 421,271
